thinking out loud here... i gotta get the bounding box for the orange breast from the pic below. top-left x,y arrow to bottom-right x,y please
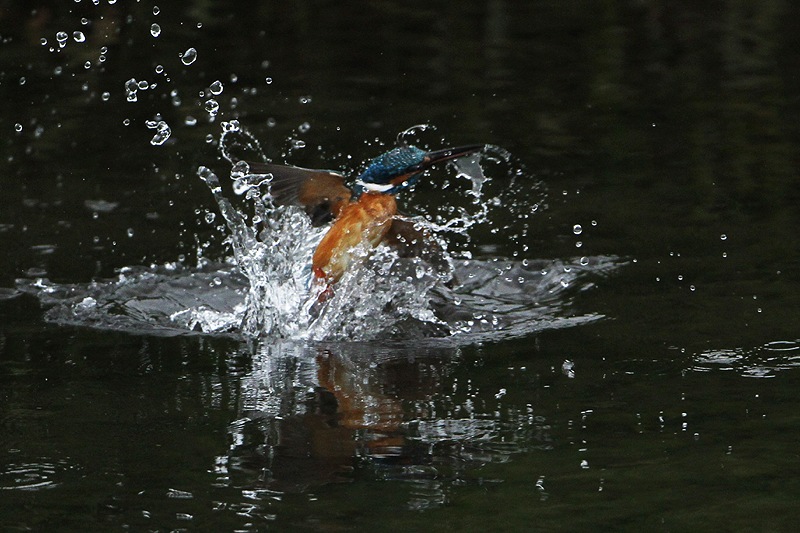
312,193 -> 397,283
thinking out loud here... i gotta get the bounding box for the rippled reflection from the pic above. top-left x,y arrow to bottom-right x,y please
214,341 -> 551,509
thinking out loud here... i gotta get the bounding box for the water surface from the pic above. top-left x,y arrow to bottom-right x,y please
2,1 -> 800,530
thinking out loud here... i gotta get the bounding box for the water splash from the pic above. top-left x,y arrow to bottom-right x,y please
195,123 -> 610,341
16,123 -> 618,342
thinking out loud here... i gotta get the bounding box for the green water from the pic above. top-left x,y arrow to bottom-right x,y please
2,1 -> 800,530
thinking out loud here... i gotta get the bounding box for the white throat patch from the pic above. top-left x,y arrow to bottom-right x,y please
355,180 -> 394,193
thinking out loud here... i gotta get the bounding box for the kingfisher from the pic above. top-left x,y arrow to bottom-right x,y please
240,142 -> 484,301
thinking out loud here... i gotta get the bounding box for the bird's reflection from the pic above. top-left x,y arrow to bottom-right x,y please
216,342 -> 549,504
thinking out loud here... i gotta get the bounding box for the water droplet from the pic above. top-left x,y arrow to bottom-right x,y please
266,117 -> 277,127
14,123 -> 22,133
127,228 -> 135,237
690,285 -> 696,291
146,120 -> 171,146
209,80 -> 223,95
18,77 -> 25,85
204,212 -> 216,224
155,64 -> 164,74
265,77 -> 273,84
573,224 -> 582,235
101,91 -> 110,101
720,234 -> 727,241
73,31 -> 86,43
299,95 -> 312,104
180,47 -> 197,65
137,80 -> 149,90
123,118 -> 131,126
125,78 -> 138,102
575,241 -> 582,248
185,115 -> 197,126
153,5 -> 160,15
56,31 -> 68,47
204,99 -> 219,117
150,23 -> 161,37
84,61 -> 92,69
196,22 -> 203,29
291,139 -> 306,149
298,121 -> 310,133
677,275 -> 683,281
40,37 -> 48,45
81,17 -> 90,25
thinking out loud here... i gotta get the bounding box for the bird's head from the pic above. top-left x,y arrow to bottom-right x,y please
353,144 -> 484,196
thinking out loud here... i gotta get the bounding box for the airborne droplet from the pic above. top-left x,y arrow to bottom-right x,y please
73,31 -> 86,43
209,80 -> 223,95
204,99 -> 220,117
147,120 -> 171,146
150,23 -> 161,37
180,47 -> 197,65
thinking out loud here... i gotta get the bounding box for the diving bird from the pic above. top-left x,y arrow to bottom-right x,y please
241,143 -> 484,298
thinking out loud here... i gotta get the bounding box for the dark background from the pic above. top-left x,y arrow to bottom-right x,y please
2,1 -> 800,530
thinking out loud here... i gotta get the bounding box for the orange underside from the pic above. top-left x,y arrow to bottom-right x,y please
312,193 -> 398,283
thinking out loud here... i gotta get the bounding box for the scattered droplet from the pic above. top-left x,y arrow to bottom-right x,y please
146,120 -> 171,146
124,78 -> 138,102
56,31 -> 68,48
204,99 -> 219,117
73,31 -> 86,42
14,123 -> 22,133
101,91 -> 110,101
180,47 -> 197,65
298,122 -> 310,133
184,115 -> 197,126
152,5 -> 160,15
150,23 -> 161,37
299,95 -> 312,104
127,228 -> 135,238
291,139 -> 306,149
720,234 -> 727,241
265,77 -> 273,84
40,37 -> 48,46
209,80 -> 223,95
573,224 -> 582,235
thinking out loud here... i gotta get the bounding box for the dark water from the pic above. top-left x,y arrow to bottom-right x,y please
2,1 -> 800,530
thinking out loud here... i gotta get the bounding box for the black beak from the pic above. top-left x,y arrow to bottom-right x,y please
411,144 -> 485,172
